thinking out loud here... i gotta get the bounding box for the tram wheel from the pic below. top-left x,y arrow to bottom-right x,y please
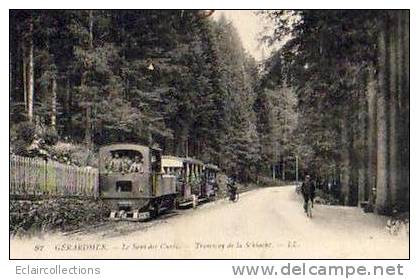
152,202 -> 160,218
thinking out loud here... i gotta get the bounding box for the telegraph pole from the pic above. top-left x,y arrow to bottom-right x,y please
282,157 -> 285,180
272,141 -> 278,181
185,138 -> 188,158
295,155 -> 298,185
272,164 -> 275,180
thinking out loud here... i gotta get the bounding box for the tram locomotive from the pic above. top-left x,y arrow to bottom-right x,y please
99,144 -> 221,221
99,144 -> 177,221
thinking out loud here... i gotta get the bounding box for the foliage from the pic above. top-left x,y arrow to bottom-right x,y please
260,10 -> 380,176
41,127 -> 59,145
10,11 -> 263,182
48,141 -> 97,167
10,198 -> 111,236
12,121 -> 37,144
260,10 -> 409,211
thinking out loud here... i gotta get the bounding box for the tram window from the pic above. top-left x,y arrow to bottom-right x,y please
118,205 -> 132,212
104,150 -> 144,174
116,181 -> 132,192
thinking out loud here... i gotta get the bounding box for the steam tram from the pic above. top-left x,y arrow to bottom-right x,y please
99,144 -> 220,221
99,144 -> 177,221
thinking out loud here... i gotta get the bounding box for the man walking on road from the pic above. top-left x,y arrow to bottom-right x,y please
301,174 -> 315,213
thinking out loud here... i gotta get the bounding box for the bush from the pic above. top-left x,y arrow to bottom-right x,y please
257,176 -> 292,187
12,139 -> 30,156
10,121 -> 38,156
13,121 -> 36,144
41,127 -> 59,145
10,198 -> 111,236
315,189 -> 340,205
48,141 -> 98,167
71,147 -> 98,167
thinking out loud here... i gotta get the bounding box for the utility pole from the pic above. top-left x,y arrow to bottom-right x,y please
272,164 -> 275,180
273,142 -> 277,180
282,157 -> 285,180
295,155 -> 298,185
185,137 -> 189,158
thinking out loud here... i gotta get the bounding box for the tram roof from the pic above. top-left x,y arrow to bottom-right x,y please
204,164 -> 220,171
99,143 -> 150,152
184,157 -> 204,165
162,156 -> 184,168
162,155 -> 213,168
99,143 -> 164,151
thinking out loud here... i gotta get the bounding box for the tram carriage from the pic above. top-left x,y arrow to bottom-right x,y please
161,156 -> 220,208
161,156 -> 204,208
182,157 -> 205,207
161,155 -> 184,202
99,144 -> 177,221
202,164 -> 220,199
161,155 -> 184,177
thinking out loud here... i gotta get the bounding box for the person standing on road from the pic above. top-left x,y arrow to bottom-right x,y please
301,174 -> 315,213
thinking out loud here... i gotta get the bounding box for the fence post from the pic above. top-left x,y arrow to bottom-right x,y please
43,158 -> 47,195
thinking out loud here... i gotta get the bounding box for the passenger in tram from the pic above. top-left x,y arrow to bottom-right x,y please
121,156 -> 133,173
129,156 -> 144,173
108,153 -> 123,173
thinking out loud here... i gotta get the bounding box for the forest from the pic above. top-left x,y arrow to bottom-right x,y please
9,10 -> 409,214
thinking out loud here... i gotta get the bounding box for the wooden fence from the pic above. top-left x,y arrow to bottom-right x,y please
10,155 -> 98,197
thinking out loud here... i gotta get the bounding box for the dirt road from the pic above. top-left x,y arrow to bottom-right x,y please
10,186 -> 408,259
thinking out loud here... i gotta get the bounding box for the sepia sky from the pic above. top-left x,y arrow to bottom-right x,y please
213,10 -> 278,61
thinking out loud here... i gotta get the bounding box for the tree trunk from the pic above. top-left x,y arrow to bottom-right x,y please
84,11 -> 94,146
22,42 -> 27,112
27,19 -> 34,123
397,10 -> 409,211
10,49 -> 12,101
51,76 -> 57,130
375,16 -> 391,214
84,102 -> 92,145
64,77 -> 72,136
388,13 -> 400,210
349,115 -> 358,206
340,115 -> 350,205
89,10 -> 94,49
81,66 -> 92,145
357,81 -> 368,206
366,67 -> 377,206
401,11 -> 410,210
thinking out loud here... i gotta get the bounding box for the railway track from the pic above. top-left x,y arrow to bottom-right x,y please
61,185 -> 260,238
